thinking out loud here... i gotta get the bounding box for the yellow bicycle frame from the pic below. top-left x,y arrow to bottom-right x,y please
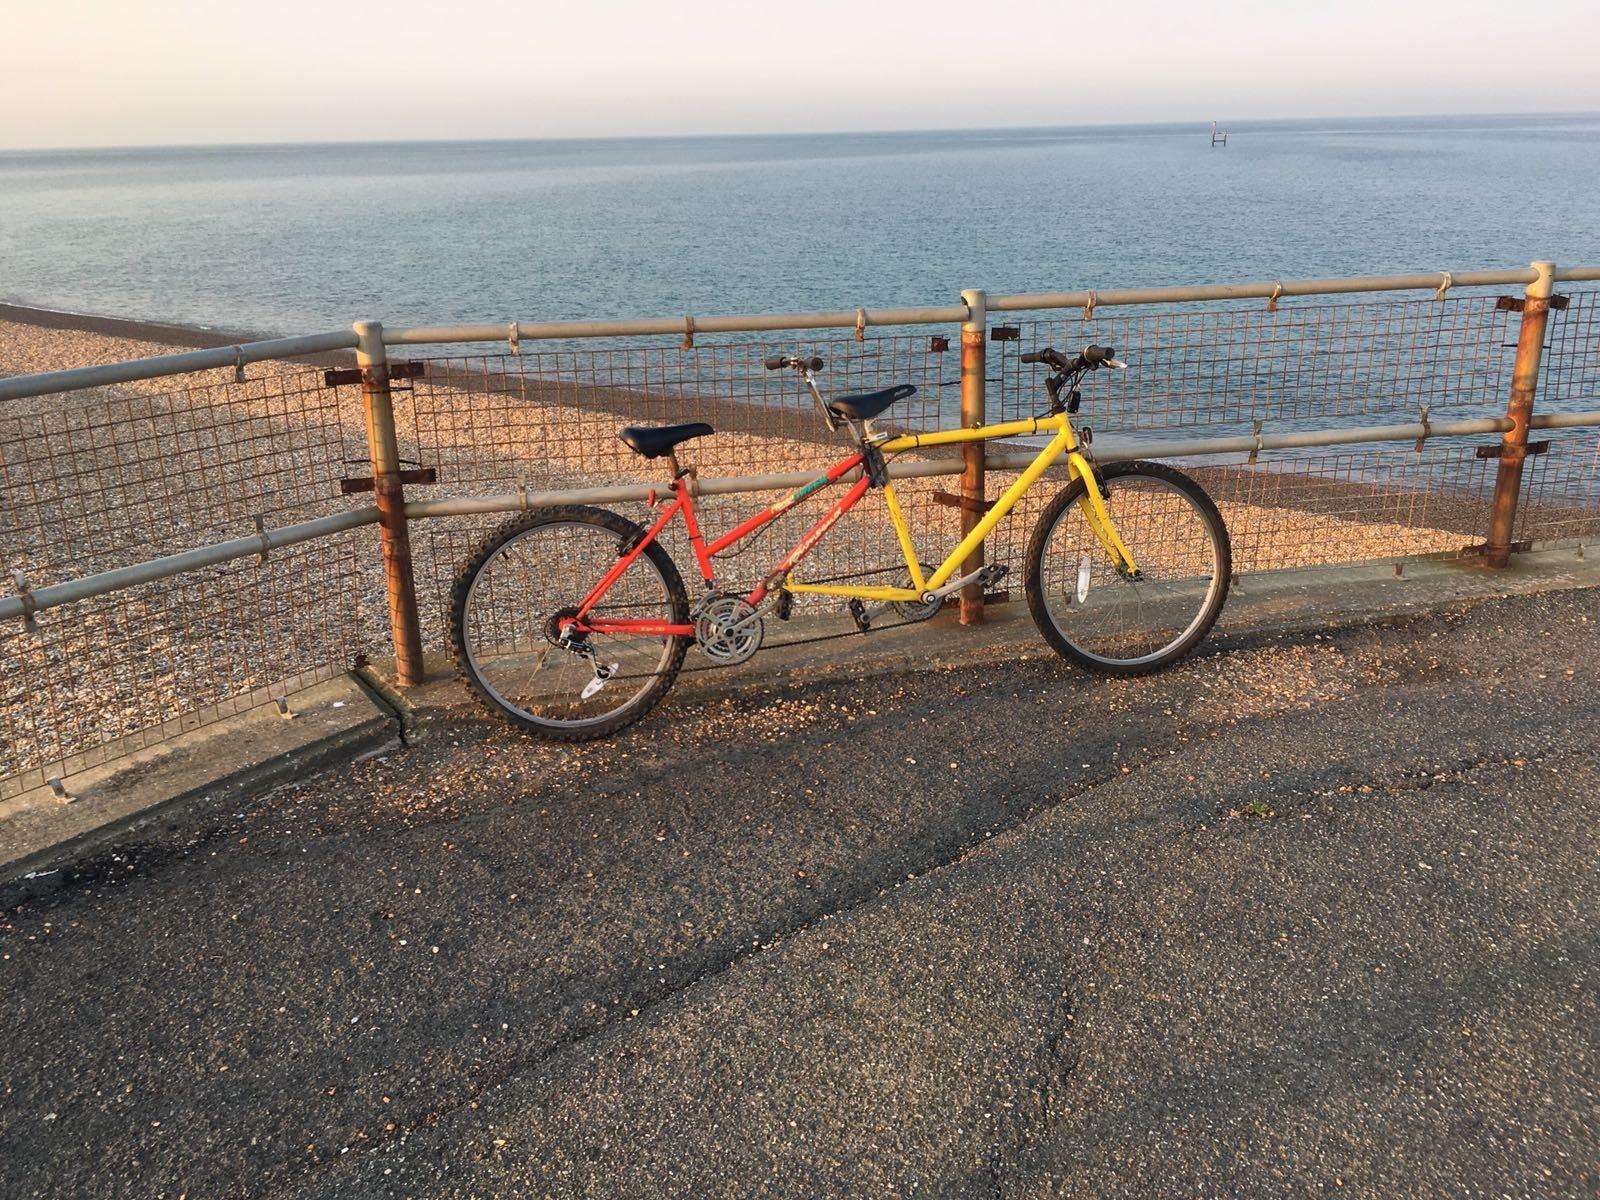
784,413 -> 1139,604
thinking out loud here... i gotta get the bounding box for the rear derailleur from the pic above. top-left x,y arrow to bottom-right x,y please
543,606 -> 618,698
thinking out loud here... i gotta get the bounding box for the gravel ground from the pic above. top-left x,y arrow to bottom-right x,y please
1,587 -> 1596,1199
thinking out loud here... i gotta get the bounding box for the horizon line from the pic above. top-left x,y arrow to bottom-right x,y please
2,107 -> 1596,157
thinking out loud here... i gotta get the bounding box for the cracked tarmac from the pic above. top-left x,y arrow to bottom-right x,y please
2,588 -> 1596,1198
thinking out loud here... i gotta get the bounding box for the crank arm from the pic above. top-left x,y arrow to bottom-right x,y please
857,600 -> 895,625
922,563 -> 1007,604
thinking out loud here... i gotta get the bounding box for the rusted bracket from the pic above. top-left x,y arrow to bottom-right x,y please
340,466 -> 438,494
929,335 -> 949,353
989,325 -> 1020,342
9,569 -> 38,632
1475,440 -> 1549,460
323,361 -> 426,387
932,489 -> 995,516
1496,294 -> 1570,313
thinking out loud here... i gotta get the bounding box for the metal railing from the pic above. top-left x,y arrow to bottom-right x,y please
2,262 -> 1599,798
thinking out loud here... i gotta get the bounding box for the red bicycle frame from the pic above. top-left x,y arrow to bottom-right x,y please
566,449 -> 871,638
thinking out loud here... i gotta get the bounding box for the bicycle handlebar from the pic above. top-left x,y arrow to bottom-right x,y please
764,354 -> 825,372
1020,344 -> 1123,372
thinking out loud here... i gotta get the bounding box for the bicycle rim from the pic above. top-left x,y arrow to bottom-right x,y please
461,520 -> 681,730
1033,471 -> 1226,668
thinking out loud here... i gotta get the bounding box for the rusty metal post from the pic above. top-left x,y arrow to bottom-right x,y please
958,288 -> 987,624
355,320 -> 426,685
1484,261 -> 1556,568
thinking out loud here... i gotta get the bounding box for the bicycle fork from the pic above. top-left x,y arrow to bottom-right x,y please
1067,451 -> 1140,579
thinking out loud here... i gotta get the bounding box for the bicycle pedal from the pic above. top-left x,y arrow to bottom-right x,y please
847,598 -> 872,632
774,588 -> 793,621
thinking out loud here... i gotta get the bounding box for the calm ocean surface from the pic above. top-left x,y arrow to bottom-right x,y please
1,114 -> 1598,335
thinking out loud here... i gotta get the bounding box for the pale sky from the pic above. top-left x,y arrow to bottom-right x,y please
6,0 -> 1599,150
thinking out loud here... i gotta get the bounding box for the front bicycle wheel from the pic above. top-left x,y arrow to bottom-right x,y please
448,505 -> 689,740
1024,461 -> 1231,675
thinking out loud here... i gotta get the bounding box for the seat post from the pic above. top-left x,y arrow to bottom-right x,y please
666,450 -> 681,478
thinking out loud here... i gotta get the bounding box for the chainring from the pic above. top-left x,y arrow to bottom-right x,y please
890,576 -> 942,623
694,594 -> 765,665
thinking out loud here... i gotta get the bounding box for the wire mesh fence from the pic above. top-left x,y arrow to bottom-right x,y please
1512,431 -> 1600,547
0,363 -> 376,797
1542,288 -> 1600,410
2,284 -> 1598,797
989,293 -> 1519,431
391,291 -> 1599,645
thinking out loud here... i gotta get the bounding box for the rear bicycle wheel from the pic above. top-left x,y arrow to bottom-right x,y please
1024,461 -> 1230,675
448,505 -> 689,740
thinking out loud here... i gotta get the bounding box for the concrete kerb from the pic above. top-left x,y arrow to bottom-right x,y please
0,673 -> 398,907
4,544 -> 1597,908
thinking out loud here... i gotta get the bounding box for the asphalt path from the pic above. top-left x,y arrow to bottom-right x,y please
2,589 -> 1596,1199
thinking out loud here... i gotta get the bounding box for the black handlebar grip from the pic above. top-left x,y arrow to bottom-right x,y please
763,355 -> 787,370
805,356 -> 824,371
1083,344 -> 1116,366
1020,350 -> 1048,365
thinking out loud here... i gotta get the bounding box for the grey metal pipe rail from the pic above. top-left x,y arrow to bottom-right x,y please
987,267 -> 1600,315
0,330 -> 359,403
5,264 -> 1597,403
386,266 -> 1600,347
385,305 -> 967,347
402,455 -> 975,520
402,410 -> 1600,524
16,407 -> 1591,626
989,409 -> 1600,470
0,506 -> 380,623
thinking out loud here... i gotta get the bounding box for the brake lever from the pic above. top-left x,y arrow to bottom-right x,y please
1042,373 -> 1084,417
